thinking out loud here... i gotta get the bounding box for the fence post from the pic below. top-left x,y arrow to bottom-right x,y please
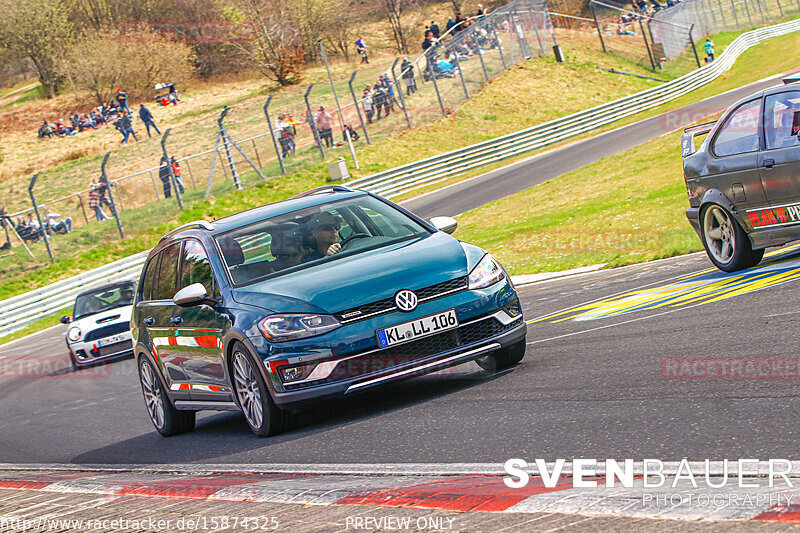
100,153 -> 126,240
304,84 -> 326,160
743,0 -> 754,26
477,48 -> 490,81
527,6 -> 546,55
492,26 -> 509,68
450,51 -> 470,99
756,0 -> 769,21
184,159 -> 197,189
390,58 -> 412,129
511,4 -> 532,59
730,0 -> 739,25
205,130 -> 223,199
776,0 -> 784,17
77,195 -> 89,225
425,49 -> 447,116
590,2 -> 607,53
217,107 -> 242,189
251,139 -> 262,169
263,95 -> 286,175
639,18 -> 656,70
348,71 -> 372,143
28,173 -> 54,262
160,129 -> 184,210
717,0 -> 727,27
688,24 -> 702,68
147,170 -> 160,198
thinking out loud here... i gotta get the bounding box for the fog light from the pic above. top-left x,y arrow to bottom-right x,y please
504,300 -> 522,317
279,364 -> 312,383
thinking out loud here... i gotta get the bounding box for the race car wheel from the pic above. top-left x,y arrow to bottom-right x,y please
700,204 -> 764,272
231,342 -> 287,437
476,339 -> 526,372
138,357 -> 195,437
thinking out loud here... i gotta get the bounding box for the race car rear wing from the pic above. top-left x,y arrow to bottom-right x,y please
681,121 -> 717,157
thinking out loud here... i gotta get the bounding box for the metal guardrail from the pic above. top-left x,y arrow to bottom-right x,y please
0,252 -> 148,338
1,19 -> 798,341
349,18 -> 800,199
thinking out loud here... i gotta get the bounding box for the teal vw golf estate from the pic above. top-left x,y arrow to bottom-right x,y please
133,186 -> 526,437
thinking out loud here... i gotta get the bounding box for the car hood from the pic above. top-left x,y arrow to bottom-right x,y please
72,305 -> 133,329
230,232 -> 469,314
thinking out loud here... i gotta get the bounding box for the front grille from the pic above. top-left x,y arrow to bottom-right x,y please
284,314 -> 522,389
83,322 -> 129,342
95,340 -> 133,357
334,277 -> 468,324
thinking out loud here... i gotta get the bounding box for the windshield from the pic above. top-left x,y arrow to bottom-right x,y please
73,282 -> 136,320
214,195 -> 429,286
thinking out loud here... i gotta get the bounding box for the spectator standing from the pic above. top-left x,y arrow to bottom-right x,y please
43,208 -> 72,234
171,156 -> 185,194
382,75 -> 398,110
138,104 -> 161,137
362,88 -> 375,124
285,114 -> 297,154
315,106 -> 334,148
276,114 -> 291,158
401,58 -> 417,95
355,35 -> 369,64
454,13 -> 465,32
159,156 -> 172,199
446,17 -> 456,34
430,21 -> 440,38
89,178 -> 110,221
372,83 -> 386,120
0,203 -> 9,250
422,34 -> 435,51
704,39 -> 715,62
115,112 -> 138,144
305,109 -> 320,147
115,88 -> 131,114
476,4 -> 485,16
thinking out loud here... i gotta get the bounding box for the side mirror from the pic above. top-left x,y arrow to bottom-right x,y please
173,283 -> 217,307
429,216 -> 458,235
59,316 -> 71,324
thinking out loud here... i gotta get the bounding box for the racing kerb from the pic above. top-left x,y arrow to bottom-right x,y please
1,19 -> 798,340
347,18 -> 800,199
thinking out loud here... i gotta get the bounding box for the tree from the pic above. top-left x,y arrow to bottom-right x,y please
0,0 -> 74,97
381,0 -> 415,54
226,0 -> 305,86
62,31 -> 194,105
290,0 -> 340,60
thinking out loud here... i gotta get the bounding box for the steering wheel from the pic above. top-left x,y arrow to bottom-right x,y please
340,233 -> 370,249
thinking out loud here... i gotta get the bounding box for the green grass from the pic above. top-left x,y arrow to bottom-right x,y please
0,306 -> 71,346
454,127 -> 700,274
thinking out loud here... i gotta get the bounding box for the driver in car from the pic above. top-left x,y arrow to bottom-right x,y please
302,212 -> 343,262
119,288 -> 134,305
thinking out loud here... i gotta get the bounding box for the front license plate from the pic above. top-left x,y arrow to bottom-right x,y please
98,333 -> 127,347
376,309 -> 458,348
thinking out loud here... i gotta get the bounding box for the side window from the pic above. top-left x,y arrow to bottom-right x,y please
180,240 -> 217,296
765,91 -> 800,150
156,243 -> 181,300
712,99 -> 761,157
140,254 -> 160,302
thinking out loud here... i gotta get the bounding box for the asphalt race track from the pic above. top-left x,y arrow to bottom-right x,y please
405,68 -> 800,219
3,75 -> 800,464
4,245 -> 800,463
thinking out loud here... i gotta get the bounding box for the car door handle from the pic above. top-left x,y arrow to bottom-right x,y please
763,159 -> 775,169
144,317 -> 155,325
171,316 -> 183,325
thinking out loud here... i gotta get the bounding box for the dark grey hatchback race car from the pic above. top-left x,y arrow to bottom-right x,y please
682,77 -> 800,272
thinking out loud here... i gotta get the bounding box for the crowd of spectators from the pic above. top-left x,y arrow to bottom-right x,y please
11,208 -> 73,244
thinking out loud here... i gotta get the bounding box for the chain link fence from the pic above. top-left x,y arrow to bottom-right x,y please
0,0 -> 554,263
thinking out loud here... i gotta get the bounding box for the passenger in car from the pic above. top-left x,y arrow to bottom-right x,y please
302,212 -> 343,262
271,231 -> 308,272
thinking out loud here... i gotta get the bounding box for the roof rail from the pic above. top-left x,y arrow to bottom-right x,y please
159,220 -> 215,242
289,185 -> 354,200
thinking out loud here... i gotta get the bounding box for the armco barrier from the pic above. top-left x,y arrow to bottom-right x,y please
0,252 -> 148,338
1,18 -> 798,340
348,18 -> 800,198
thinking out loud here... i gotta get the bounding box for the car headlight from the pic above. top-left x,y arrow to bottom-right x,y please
67,326 -> 82,342
258,314 -> 341,342
468,253 -> 505,290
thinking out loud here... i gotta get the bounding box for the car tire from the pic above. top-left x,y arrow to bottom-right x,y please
700,204 -> 764,272
68,352 -> 79,372
476,339 -> 526,372
138,356 -> 195,437
230,342 -> 288,438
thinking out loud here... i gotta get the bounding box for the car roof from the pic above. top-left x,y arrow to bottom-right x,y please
155,188 -> 370,250
75,280 -> 136,299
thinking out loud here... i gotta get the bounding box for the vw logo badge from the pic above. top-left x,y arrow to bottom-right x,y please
395,290 -> 418,312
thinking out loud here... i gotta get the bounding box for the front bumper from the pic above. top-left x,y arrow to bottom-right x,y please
269,315 -> 526,408
69,332 -> 134,366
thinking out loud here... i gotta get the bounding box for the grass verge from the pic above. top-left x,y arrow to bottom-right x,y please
0,307 -> 71,346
